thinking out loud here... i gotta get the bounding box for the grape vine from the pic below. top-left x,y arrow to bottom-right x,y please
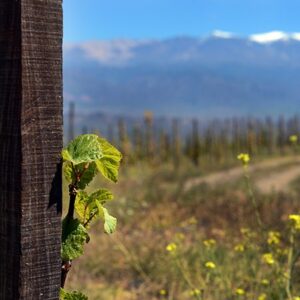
60,134 -> 122,299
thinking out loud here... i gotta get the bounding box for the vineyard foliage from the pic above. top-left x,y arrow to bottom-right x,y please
72,113 -> 300,167
60,134 -> 122,299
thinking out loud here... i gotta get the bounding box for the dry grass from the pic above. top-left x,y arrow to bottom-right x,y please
64,157 -> 300,299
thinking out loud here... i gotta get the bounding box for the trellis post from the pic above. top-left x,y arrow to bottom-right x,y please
0,0 -> 63,299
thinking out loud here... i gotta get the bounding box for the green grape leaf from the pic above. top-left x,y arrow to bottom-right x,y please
63,162 -> 98,189
63,162 -> 74,183
75,189 -> 113,225
76,162 -> 98,190
60,288 -> 88,300
61,218 -> 89,261
89,189 -> 114,204
84,200 -> 102,226
95,137 -> 122,183
62,134 -> 104,165
62,149 -> 73,162
74,191 -> 89,223
102,207 -> 117,234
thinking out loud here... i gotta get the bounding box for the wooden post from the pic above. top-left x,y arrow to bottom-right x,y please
0,0 -> 62,299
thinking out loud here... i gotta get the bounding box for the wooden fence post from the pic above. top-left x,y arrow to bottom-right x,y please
0,0 -> 63,299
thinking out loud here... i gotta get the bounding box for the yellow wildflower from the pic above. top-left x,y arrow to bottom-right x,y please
267,231 -> 280,245
258,293 -> 267,300
159,289 -> 167,296
261,279 -> 269,286
289,214 -> 300,230
234,244 -> 245,252
189,289 -> 201,296
241,227 -> 250,234
175,233 -> 185,240
203,239 -> 216,248
240,227 -> 256,238
289,135 -> 298,144
235,288 -> 245,295
276,248 -> 288,256
166,243 -> 177,252
293,297 -> 300,300
188,217 -> 198,225
237,153 -> 250,166
205,261 -> 216,269
262,253 -> 275,265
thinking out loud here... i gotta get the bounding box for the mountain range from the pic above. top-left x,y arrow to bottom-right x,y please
64,31 -> 300,125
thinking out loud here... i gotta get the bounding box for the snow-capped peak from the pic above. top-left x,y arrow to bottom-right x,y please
211,30 -> 235,39
209,30 -> 300,43
249,31 -> 300,43
291,33 -> 300,41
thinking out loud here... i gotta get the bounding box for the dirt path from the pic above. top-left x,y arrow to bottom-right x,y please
255,164 -> 300,193
184,156 -> 300,193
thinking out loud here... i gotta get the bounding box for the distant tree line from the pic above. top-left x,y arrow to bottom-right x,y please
67,103 -> 300,167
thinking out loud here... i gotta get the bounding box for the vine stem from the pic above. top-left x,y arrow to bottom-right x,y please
67,185 -> 77,220
61,183 -> 78,288
61,261 -> 72,288
84,211 -> 98,227
61,163 -> 86,288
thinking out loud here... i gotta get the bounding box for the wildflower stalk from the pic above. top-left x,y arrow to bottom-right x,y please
289,135 -> 298,155
243,167 -> 263,230
174,257 -> 203,300
112,235 -> 151,283
237,153 -> 263,229
286,228 -> 295,300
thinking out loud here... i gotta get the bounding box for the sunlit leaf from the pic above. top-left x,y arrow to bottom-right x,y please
76,162 -> 98,189
74,191 -> 89,223
63,161 -> 98,189
102,207 -> 117,234
62,149 -> 72,162
75,189 -> 114,225
89,189 -> 114,204
60,288 -> 88,300
63,162 -> 73,183
95,137 -> 122,183
61,218 -> 89,261
62,134 -> 104,165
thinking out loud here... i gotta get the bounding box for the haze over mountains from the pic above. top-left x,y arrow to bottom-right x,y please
64,31 -> 300,122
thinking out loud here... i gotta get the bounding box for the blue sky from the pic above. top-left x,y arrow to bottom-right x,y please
64,0 -> 300,42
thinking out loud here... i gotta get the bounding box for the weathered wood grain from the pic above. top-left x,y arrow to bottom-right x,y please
0,1 -> 62,299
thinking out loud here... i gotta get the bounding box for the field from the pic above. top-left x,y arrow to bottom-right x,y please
64,148 -> 300,300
